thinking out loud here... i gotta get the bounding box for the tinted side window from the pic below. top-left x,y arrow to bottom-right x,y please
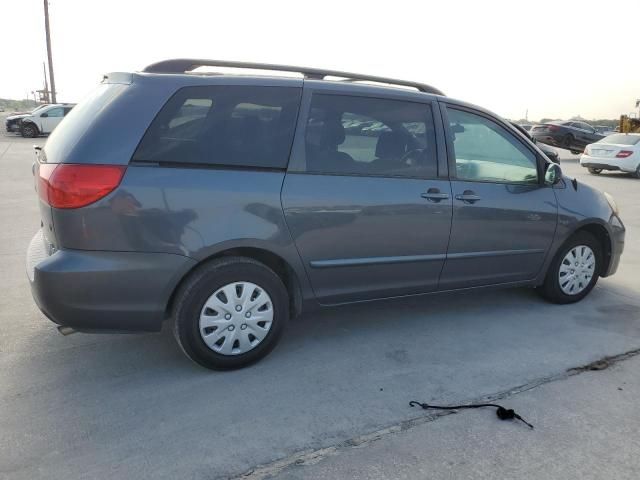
133,86 -> 302,168
448,108 -> 538,184
302,94 -> 437,178
45,107 -> 64,118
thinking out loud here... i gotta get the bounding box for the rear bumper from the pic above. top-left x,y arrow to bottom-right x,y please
580,155 -> 639,173
532,133 -> 562,147
27,231 -> 197,332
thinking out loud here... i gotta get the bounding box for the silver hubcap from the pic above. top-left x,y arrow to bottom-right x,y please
199,281 -> 273,356
559,245 -> 596,295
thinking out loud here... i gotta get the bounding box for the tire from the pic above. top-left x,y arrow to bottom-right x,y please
588,167 -> 602,175
172,256 -> 289,370
562,134 -> 574,149
632,165 -> 640,179
539,231 -> 602,304
21,123 -> 38,138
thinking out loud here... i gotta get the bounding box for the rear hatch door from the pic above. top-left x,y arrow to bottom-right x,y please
33,80 -> 133,252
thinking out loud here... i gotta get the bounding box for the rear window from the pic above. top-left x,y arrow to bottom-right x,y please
45,83 -> 129,163
133,86 -> 302,169
599,134 -> 640,145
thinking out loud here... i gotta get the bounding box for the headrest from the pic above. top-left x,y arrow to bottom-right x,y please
320,118 -> 346,147
375,131 -> 407,159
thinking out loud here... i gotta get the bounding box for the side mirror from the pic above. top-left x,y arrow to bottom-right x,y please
545,163 -> 562,185
40,113 -> 48,118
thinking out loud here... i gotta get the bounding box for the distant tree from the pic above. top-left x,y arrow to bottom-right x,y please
536,117 -> 618,127
0,98 -> 39,113
588,119 -> 619,128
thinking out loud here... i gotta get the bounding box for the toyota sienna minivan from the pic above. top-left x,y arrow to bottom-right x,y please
27,59 -> 625,369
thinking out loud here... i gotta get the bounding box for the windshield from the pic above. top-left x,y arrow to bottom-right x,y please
598,134 -> 640,145
31,104 -> 48,114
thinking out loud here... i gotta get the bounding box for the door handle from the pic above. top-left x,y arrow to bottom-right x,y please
421,188 -> 449,202
455,190 -> 481,204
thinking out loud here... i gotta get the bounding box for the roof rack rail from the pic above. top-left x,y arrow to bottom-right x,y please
142,59 -> 444,96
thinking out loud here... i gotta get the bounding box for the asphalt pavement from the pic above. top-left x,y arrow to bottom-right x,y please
1,127 -> 639,479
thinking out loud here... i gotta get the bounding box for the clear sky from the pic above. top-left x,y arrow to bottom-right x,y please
1,0 -> 639,121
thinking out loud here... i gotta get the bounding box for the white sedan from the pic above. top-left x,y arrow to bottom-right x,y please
19,104 -> 75,138
580,133 -> 640,178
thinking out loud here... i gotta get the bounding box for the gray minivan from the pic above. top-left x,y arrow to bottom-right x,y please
27,59 -> 625,369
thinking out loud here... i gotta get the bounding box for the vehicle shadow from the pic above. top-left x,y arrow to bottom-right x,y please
5,285 -> 640,479
9,283 -> 640,381
591,171 -> 639,180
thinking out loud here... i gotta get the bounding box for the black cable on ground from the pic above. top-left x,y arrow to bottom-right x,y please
409,401 -> 534,429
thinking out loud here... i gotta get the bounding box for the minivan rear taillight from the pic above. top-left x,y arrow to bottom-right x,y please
616,150 -> 633,158
38,164 -> 126,209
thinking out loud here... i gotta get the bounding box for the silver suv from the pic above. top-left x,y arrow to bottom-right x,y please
27,59 -> 625,369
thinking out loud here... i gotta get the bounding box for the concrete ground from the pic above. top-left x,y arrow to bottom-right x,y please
1,125 -> 639,479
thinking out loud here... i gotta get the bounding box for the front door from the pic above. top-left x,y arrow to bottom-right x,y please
282,91 -> 452,304
439,105 -> 558,290
39,107 -> 65,133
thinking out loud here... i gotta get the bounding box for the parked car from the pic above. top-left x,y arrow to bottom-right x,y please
19,103 -> 75,137
595,125 -> 615,136
580,133 -> 640,177
27,60 -> 625,370
5,104 -> 52,133
530,121 -> 604,154
511,122 -> 560,164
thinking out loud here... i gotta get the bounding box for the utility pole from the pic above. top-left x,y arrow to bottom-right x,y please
43,0 -> 56,103
42,62 -> 50,103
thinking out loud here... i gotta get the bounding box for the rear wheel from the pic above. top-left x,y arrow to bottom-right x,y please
172,256 -> 289,370
632,165 -> 640,179
21,123 -> 38,138
588,167 -> 602,175
562,134 -> 574,149
539,231 -> 602,304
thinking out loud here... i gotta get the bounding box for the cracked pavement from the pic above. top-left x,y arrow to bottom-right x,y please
1,129 -> 639,479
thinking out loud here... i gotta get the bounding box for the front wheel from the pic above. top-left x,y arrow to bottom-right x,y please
21,123 -> 38,138
172,256 -> 289,370
539,231 -> 602,304
588,167 -> 602,175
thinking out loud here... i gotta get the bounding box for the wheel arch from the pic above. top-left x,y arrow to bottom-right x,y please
165,246 -> 306,322
20,118 -> 40,133
574,222 -> 612,276
21,119 -> 40,135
